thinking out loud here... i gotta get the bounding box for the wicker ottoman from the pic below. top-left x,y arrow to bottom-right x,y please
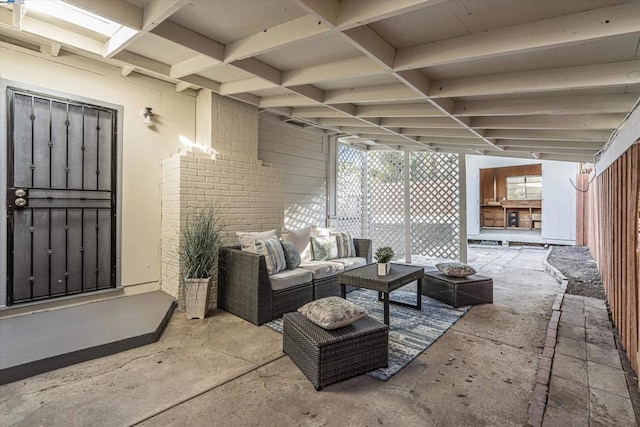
422,271 -> 493,308
283,312 -> 388,390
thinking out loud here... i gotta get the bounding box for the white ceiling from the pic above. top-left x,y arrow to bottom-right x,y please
1,0 -> 639,162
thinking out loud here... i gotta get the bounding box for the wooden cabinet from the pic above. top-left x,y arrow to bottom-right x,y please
480,201 -> 541,230
480,205 -> 504,228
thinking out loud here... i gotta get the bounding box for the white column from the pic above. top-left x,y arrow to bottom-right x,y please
404,151 -> 412,262
459,155 -> 468,263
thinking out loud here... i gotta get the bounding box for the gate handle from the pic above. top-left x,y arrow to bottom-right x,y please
7,188 -> 28,209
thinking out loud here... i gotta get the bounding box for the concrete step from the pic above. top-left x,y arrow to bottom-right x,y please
0,291 -> 176,385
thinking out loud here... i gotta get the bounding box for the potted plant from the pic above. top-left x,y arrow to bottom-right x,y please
179,208 -> 224,319
374,246 -> 394,276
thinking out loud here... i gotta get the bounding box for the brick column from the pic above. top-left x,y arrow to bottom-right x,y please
161,92 -> 284,310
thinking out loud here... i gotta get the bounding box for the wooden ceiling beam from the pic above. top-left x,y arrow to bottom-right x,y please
341,25 -> 395,68
495,139 -> 604,150
231,58 -> 282,85
294,0 -> 445,30
394,3 -> 640,70
402,128 -> 477,138
282,56 -> 383,87
224,15 -> 329,63
471,114 -> 625,130
170,55 -> 221,79
485,129 -> 612,142
323,84 -> 420,104
292,107 -> 353,118
260,94 -> 318,108
113,50 -> 170,76
338,126 -> 398,135
431,61 -> 640,98
220,77 -> 277,96
105,0 -> 190,57
151,20 -> 224,61
355,103 -> 445,117
380,117 -> 467,128
453,94 -> 639,116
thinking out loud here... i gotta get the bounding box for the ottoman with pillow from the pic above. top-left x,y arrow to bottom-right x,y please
283,297 -> 388,390
422,262 -> 493,308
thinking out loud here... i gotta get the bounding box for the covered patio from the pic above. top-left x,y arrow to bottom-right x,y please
8,245 -> 632,426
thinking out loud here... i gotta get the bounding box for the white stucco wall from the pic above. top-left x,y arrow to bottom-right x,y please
466,155 -> 579,244
0,44 -> 198,301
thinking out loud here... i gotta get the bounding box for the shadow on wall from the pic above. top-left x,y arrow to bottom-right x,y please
285,193 -> 326,229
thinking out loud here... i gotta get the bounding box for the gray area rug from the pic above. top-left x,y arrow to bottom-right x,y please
265,288 -> 469,381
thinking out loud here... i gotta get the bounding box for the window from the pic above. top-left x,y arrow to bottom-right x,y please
506,175 -> 542,200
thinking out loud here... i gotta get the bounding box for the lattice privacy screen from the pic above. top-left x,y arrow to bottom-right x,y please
367,151 -> 406,259
335,145 -> 365,237
335,144 -> 461,262
410,152 -> 460,260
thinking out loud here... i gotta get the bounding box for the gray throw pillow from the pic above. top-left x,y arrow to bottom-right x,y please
297,296 -> 366,330
331,231 -> 356,258
281,241 -> 301,270
252,236 -> 287,275
311,236 -> 338,261
436,262 -> 477,277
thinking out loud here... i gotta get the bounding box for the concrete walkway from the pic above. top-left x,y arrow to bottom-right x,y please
0,246 -> 634,426
543,295 -> 636,426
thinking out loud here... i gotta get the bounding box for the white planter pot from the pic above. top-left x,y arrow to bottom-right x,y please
184,277 -> 211,319
377,262 -> 391,276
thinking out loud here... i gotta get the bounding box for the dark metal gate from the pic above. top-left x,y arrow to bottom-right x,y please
6,88 -> 117,305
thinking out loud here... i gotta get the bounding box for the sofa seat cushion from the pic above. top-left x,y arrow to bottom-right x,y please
332,257 -> 367,271
269,268 -> 313,291
298,261 -> 344,279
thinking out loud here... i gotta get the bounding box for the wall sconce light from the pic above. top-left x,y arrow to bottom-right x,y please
141,107 -> 155,125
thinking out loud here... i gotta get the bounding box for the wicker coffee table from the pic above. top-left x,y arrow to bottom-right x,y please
338,264 -> 425,326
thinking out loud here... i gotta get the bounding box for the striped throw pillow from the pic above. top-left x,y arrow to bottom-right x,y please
256,236 -> 287,275
332,231 -> 356,258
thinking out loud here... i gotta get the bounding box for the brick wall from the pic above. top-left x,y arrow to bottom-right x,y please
161,92 -> 284,309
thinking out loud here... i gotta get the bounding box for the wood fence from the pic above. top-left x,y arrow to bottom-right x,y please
584,142 -> 639,374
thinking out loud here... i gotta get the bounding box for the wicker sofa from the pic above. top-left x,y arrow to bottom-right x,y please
218,229 -> 372,325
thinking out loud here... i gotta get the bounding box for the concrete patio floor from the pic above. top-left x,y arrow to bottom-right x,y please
0,246 -> 601,426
